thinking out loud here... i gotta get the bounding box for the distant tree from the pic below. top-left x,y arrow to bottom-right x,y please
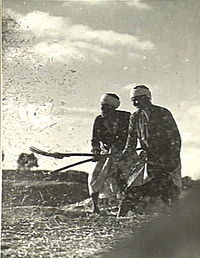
17,153 -> 39,172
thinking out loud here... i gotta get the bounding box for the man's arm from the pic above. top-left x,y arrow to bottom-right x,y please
91,117 -> 102,161
162,108 -> 181,152
121,113 -> 138,159
161,108 -> 181,170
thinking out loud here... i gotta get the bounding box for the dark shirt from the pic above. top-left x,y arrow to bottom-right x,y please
91,110 -> 131,152
125,104 -> 181,167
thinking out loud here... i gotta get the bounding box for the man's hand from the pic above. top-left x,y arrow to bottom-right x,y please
91,148 -> 101,162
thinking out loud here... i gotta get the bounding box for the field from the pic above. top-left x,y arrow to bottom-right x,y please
1,169 -> 154,257
1,170 -> 198,257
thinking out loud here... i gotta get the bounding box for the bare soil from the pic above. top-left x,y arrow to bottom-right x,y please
2,202 -> 155,257
1,169 -> 154,257
1,170 -> 196,257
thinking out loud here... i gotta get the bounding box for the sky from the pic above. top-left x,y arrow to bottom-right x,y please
2,0 -> 200,179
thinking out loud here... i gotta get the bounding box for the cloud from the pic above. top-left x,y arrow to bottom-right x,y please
126,0 -> 152,9
180,105 -> 200,147
179,104 -> 200,131
181,147 -> 200,179
32,40 -> 114,63
122,83 -> 160,92
19,11 -> 70,39
182,132 -> 200,149
174,104 -> 200,178
32,41 -> 83,61
122,83 -> 137,91
18,11 -> 154,62
69,26 -> 154,50
62,0 -> 152,9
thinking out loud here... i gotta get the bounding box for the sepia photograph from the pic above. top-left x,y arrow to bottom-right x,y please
1,0 -> 200,257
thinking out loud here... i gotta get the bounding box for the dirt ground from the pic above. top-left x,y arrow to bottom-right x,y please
1,170 -> 197,258
1,200 -> 156,257
1,169 -> 157,257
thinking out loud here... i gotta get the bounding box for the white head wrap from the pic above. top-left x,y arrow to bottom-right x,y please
100,93 -> 120,109
130,85 -> 151,100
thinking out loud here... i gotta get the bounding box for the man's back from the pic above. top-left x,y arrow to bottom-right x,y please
130,104 -> 181,155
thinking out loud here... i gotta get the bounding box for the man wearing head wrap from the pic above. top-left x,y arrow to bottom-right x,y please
88,93 -> 131,214
118,85 -> 182,216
